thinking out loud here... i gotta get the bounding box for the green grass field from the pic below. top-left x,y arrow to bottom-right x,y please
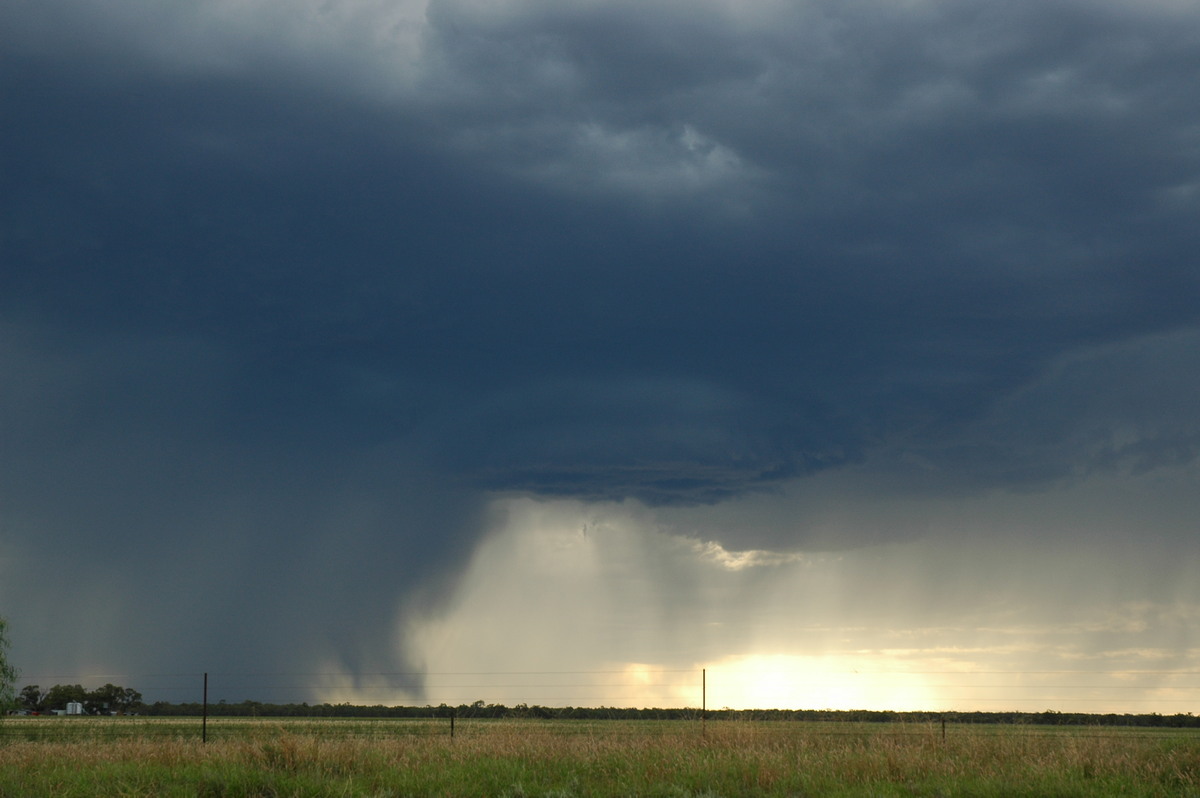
1,716 -> 1198,796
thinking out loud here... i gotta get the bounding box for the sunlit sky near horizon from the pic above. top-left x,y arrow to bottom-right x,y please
3,0 -> 1200,715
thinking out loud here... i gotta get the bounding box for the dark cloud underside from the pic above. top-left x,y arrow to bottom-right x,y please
2,0 -> 1199,694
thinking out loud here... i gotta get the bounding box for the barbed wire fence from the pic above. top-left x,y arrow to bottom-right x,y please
6,667 -> 1200,742
14,666 -> 1200,709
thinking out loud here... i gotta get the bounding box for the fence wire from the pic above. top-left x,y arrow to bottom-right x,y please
9,667 -> 1200,728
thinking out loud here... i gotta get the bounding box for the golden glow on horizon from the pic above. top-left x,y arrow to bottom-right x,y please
336,496 -> 1200,715
300,656 -> 1200,714
702,654 -> 938,712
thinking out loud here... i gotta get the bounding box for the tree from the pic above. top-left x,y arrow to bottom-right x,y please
87,683 -> 143,715
0,616 -> 17,712
20,685 -> 47,713
43,684 -> 88,712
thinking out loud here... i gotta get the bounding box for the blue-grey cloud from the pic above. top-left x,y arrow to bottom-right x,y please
2,0 -> 1199,697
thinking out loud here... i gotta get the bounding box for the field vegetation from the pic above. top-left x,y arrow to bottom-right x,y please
2,716 -> 1199,797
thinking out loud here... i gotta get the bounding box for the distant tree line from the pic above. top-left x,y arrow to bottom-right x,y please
17,684 -> 143,715
132,699 -> 1200,728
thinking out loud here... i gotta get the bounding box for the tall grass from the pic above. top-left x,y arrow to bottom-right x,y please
1,717 -> 1197,796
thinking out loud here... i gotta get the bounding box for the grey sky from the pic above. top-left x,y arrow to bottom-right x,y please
2,0 -> 1198,708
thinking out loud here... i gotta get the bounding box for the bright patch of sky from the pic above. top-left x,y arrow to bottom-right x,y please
2,0 -> 1199,712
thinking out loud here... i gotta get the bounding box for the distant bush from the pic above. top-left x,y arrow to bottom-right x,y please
135,699 -> 1200,727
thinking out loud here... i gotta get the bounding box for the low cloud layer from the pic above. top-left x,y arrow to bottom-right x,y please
404,494 -> 1200,711
2,0 -> 1199,706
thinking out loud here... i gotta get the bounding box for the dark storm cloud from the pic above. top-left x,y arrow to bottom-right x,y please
3,0 -> 1200,693
1,323 -> 486,685
3,0 -> 1198,497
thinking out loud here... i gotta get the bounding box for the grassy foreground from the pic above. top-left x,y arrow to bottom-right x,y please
1,717 -> 1198,797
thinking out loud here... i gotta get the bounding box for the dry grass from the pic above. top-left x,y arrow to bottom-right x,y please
1,717 -> 1198,796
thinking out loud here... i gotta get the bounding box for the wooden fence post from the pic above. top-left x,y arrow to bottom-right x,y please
202,673 -> 208,744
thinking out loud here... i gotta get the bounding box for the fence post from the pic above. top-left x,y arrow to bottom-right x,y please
702,668 -> 706,737
202,673 -> 208,744
451,708 -> 456,739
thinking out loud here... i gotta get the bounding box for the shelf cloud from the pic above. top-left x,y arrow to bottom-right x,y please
2,0 -> 1198,710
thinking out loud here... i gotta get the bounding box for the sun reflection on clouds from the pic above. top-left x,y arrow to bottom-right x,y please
689,539 -> 811,570
376,495 -> 1200,713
